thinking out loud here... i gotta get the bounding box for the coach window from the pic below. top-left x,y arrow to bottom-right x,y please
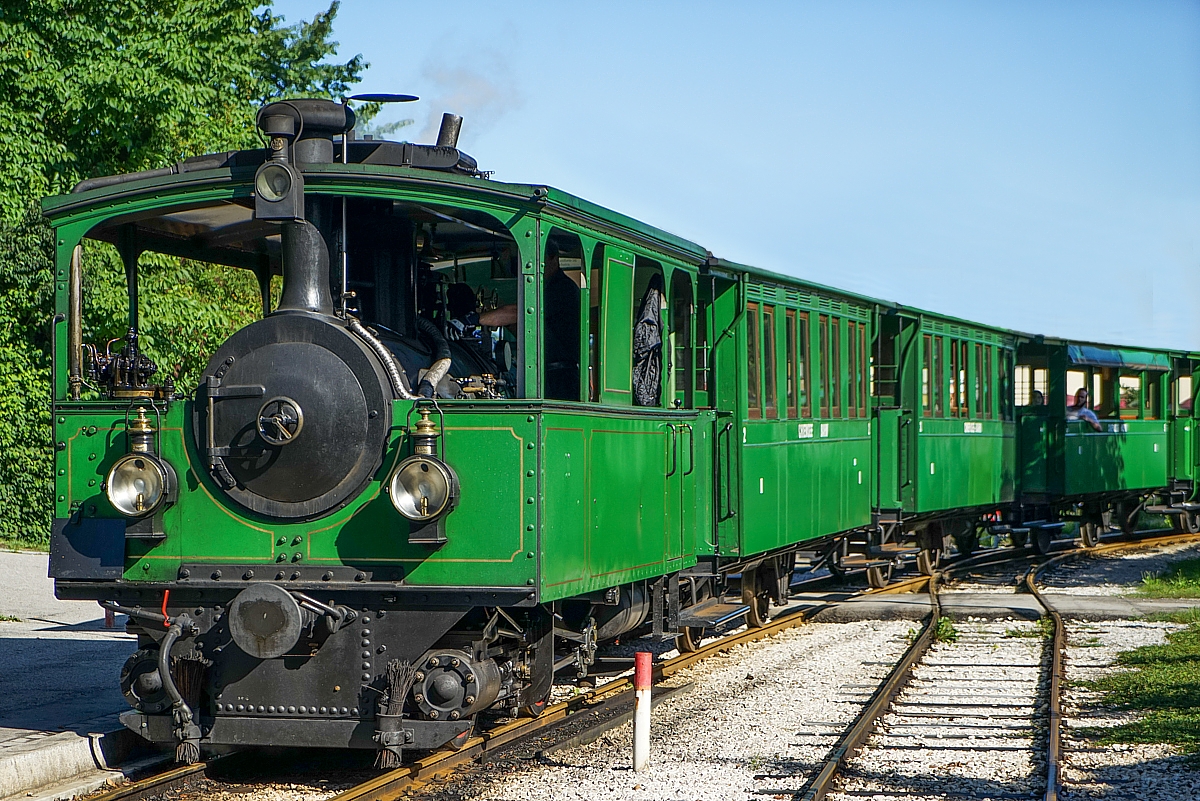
974,344 -> 984,419
847,321 -> 858,419
958,341 -> 969,418
922,335 -> 933,416
785,310 -> 798,418
948,340 -> 960,416
982,346 -> 993,419
818,314 -> 830,417
1014,364 -> 1031,406
932,336 -> 944,416
830,317 -> 842,417
669,270 -> 694,408
1145,372 -> 1161,420
747,302 -> 762,418
856,321 -> 868,417
999,351 -> 1014,420
1119,373 -> 1141,419
1066,370 -> 1088,412
762,305 -> 779,418
799,311 -> 811,417
1177,373 -> 1194,414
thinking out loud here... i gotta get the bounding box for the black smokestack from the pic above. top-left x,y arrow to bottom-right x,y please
436,113 -> 463,148
276,221 -> 334,315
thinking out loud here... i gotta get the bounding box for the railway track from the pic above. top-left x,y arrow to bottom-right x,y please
84,531 -> 1200,801
801,529 -> 1200,801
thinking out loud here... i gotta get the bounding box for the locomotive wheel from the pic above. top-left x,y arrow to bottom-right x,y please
866,563 -> 893,589
676,626 -> 706,653
1010,529 -> 1028,549
1031,527 -> 1054,555
1079,521 -> 1100,548
446,720 -> 475,750
916,548 -> 939,576
742,569 -> 770,628
518,696 -> 549,718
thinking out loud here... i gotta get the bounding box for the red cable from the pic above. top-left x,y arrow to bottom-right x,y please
161,589 -> 170,628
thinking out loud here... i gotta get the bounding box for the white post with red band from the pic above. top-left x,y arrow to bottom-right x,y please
633,651 -> 651,772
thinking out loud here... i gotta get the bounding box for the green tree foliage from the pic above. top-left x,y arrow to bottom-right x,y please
0,0 -> 370,547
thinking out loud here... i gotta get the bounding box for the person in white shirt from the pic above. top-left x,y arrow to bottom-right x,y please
1067,388 -> 1103,432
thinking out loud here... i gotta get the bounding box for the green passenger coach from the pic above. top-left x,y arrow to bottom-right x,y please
40,98 -> 1200,763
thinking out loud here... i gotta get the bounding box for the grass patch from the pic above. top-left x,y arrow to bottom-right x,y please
1136,558 -> 1200,599
1143,608 -> 1200,625
933,616 -> 959,643
0,538 -> 47,553
1005,617 -> 1054,639
0,614 -> 20,622
1082,621 -> 1200,754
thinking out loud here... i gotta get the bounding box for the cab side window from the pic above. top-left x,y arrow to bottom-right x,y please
543,232 -> 584,401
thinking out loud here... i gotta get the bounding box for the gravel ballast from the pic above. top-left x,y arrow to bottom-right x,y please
1060,619 -> 1199,800
827,619 -> 1046,801
1042,541 -> 1200,595
418,620 -> 912,801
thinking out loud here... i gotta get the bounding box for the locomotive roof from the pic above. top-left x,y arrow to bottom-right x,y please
41,152 -> 711,264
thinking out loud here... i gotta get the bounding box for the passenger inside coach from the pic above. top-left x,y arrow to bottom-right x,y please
1067,388 -> 1103,431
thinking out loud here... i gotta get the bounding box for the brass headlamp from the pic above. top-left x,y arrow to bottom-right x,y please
105,409 -> 177,536
387,408 -> 459,545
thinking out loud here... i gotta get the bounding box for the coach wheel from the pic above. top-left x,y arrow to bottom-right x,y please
1031,527 -> 1054,555
1079,521 -> 1101,548
676,581 -> 711,653
741,568 -> 770,628
827,549 -> 847,581
916,548 -> 939,576
951,524 -> 979,557
1174,511 -> 1200,534
1010,529 -> 1028,549
1115,503 -> 1141,536
866,563 -> 892,589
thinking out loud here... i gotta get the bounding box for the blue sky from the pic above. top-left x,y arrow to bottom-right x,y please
274,0 -> 1200,350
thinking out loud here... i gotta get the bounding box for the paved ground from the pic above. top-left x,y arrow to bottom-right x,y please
0,551 -> 135,744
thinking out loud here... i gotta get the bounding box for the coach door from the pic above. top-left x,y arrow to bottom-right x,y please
707,273 -> 742,556
1172,364 -> 1195,482
873,314 -> 916,512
